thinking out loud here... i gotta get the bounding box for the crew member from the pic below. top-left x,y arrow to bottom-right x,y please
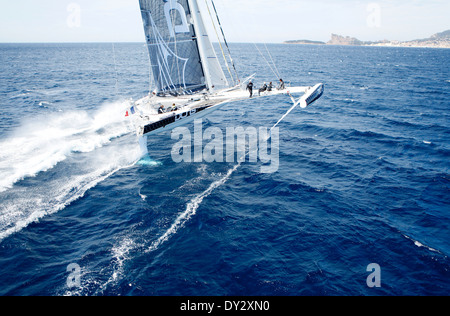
158,105 -> 165,114
278,78 -> 285,90
247,81 -> 254,98
259,82 -> 268,96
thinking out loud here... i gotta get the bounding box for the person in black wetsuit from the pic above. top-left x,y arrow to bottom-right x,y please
158,105 -> 165,114
259,82 -> 268,96
247,81 -> 254,98
267,82 -> 273,92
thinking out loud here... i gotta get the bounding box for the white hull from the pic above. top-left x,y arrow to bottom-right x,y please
129,84 -> 322,139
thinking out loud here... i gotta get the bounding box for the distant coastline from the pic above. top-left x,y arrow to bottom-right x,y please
284,39 -> 326,45
285,30 -> 450,49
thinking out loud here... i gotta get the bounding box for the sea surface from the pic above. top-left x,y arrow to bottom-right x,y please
0,43 -> 448,296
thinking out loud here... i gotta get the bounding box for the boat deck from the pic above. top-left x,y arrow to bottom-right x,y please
131,85 -> 310,136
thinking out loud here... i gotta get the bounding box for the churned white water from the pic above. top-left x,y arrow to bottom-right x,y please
0,100 -> 143,241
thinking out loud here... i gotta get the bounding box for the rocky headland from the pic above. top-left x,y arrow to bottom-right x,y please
285,30 -> 450,49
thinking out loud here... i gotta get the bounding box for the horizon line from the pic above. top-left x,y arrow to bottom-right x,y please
0,41 -> 284,45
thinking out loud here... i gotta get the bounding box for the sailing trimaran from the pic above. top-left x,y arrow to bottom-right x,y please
128,0 -> 324,151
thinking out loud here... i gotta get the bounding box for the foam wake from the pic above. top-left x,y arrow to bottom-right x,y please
0,101 -> 133,192
402,234 -> 441,254
0,100 -> 142,242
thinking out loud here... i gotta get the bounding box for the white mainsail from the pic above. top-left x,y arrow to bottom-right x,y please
188,0 -> 229,91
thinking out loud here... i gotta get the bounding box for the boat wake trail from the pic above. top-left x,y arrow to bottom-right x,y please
0,101 -> 142,242
402,234 -> 441,254
147,163 -> 240,253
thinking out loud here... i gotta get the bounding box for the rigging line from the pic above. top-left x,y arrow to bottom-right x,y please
264,44 -> 280,79
242,4 -> 281,82
204,0 -> 236,85
253,43 -> 279,80
264,43 -> 282,79
209,0 -> 240,83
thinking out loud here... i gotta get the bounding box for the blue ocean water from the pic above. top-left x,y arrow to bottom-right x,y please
0,43 -> 448,296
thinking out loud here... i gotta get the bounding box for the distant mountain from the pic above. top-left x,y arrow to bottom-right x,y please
327,34 -> 363,46
284,30 -> 450,48
431,30 -> 450,39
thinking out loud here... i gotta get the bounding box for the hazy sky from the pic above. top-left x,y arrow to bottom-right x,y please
0,0 -> 449,43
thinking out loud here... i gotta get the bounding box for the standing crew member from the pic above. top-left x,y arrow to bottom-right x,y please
278,78 -> 285,90
247,81 -> 254,98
